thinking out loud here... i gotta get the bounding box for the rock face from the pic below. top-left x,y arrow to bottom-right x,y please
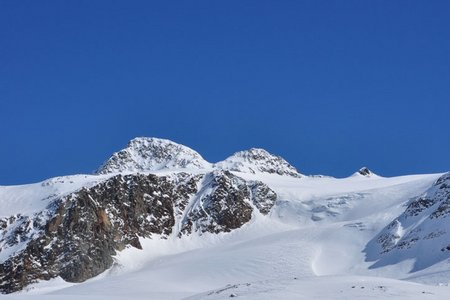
0,137 -> 295,294
353,167 -> 378,178
358,167 -> 372,177
215,148 -> 302,177
180,171 -> 277,235
365,172 -> 450,271
0,171 -> 277,294
96,137 -> 211,174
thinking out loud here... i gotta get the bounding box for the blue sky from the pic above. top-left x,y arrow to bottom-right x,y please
1,1 -> 449,184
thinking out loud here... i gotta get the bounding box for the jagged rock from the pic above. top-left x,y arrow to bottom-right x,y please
0,137 -> 287,293
404,197 -> 436,217
249,181 -> 277,215
180,171 -> 277,235
354,167 -> 378,178
0,173 -> 201,293
358,167 -> 372,176
0,171 -> 277,294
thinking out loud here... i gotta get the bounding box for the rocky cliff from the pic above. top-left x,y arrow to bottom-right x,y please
0,169 -> 277,293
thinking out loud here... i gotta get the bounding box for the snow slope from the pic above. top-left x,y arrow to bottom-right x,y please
3,170 -> 450,299
1,137 -> 450,299
0,174 -> 111,218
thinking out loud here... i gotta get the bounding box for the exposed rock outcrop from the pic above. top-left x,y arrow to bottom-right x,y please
353,167 -> 378,178
0,171 -> 277,293
0,137 -> 292,293
180,171 -> 277,235
0,173 -> 198,293
365,172 -> 450,271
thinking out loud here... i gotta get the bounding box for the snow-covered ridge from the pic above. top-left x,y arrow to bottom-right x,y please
96,137 -> 301,178
0,174 -> 110,218
214,148 -> 302,177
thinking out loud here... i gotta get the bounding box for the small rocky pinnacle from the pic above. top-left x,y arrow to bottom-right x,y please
358,167 -> 372,176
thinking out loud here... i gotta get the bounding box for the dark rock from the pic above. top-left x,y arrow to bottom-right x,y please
0,173 -> 200,293
358,167 -> 372,176
250,181 -> 277,215
404,197 -> 436,217
365,172 -> 450,270
0,171 -> 277,293
180,171 -> 277,235
180,171 -> 253,234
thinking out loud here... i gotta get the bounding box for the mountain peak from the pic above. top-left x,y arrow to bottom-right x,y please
215,148 -> 302,177
351,167 -> 378,178
95,137 -> 211,174
96,138 -> 302,177
358,167 -> 372,176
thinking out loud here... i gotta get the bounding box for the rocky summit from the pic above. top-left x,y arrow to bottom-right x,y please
95,137 -> 212,174
96,137 -> 302,177
214,148 -> 302,177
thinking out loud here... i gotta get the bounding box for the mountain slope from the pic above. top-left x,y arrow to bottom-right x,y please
1,137 -> 449,299
7,172 -> 445,300
0,170 -> 278,293
366,172 -> 450,272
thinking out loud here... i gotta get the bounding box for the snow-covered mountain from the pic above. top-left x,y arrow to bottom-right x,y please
96,138 -> 301,177
96,137 -> 212,174
1,137 -> 450,299
366,172 -> 450,271
215,148 -> 302,177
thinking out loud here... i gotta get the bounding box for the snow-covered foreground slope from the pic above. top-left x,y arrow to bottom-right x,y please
3,170 -> 450,299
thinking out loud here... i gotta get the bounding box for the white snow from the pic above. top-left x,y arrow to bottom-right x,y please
0,174 -> 114,263
214,148 -> 302,177
95,138 -> 303,178
1,137 -> 449,299
3,170 -> 450,299
0,174 -> 111,218
95,137 -> 212,174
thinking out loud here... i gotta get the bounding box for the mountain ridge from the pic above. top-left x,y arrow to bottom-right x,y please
0,137 -> 449,298
96,137 -> 302,178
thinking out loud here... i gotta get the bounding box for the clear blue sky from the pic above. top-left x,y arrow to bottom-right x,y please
1,1 -> 449,184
